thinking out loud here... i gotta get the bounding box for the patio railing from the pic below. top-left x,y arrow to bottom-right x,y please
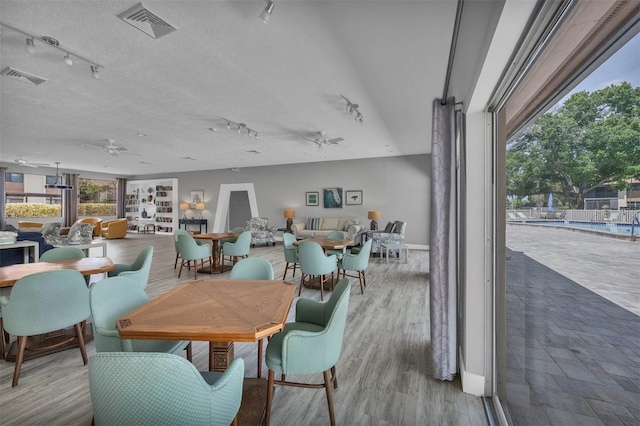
507,209 -> 640,223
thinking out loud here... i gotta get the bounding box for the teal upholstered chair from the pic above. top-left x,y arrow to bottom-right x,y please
39,246 -> 85,262
173,229 -> 205,269
230,257 -> 274,280
221,230 -> 251,272
282,232 -> 299,280
265,278 -> 351,426
338,239 -> 372,294
89,352 -> 244,426
230,256 -> 274,377
220,226 -> 246,249
0,270 -> 90,387
177,233 -> 212,279
89,276 -> 192,359
326,230 -> 347,260
107,245 -> 153,289
298,240 -> 337,301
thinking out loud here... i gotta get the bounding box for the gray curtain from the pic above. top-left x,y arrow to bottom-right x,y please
429,98 -> 458,381
116,178 -> 127,218
63,173 -> 79,227
0,167 -> 6,230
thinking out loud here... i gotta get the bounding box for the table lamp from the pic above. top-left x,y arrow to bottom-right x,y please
179,203 -> 189,219
196,203 -> 205,219
284,209 -> 295,230
368,210 -> 381,231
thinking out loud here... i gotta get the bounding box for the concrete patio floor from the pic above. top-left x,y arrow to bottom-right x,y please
505,225 -> 640,425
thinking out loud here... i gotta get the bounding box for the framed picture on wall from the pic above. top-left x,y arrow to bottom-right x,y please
190,190 -> 204,207
306,191 -> 319,206
345,190 -> 363,205
323,187 -> 343,208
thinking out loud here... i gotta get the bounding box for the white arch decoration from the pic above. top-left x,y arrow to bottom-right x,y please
212,183 -> 259,232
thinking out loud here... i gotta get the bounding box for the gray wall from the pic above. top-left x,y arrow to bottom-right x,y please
135,154 -> 430,245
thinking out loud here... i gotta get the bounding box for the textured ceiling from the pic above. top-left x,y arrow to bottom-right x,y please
0,1 -> 457,176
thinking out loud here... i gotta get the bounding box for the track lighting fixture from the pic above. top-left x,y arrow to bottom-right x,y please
220,118 -> 260,139
1,21 -> 104,78
259,1 -> 275,24
25,38 -> 35,54
340,94 -> 365,126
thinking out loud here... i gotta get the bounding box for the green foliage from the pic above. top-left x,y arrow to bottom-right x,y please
6,203 -> 115,218
507,82 -> 640,209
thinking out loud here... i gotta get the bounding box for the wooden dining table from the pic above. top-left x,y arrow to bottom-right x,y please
293,236 -> 354,250
0,257 -> 115,288
193,232 -> 240,273
117,278 -> 296,425
0,257 -> 115,362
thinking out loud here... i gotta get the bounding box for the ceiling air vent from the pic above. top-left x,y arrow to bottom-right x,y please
0,67 -> 47,86
117,3 -> 177,39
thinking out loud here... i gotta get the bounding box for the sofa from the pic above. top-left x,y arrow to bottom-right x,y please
291,217 -> 363,241
101,219 -> 128,239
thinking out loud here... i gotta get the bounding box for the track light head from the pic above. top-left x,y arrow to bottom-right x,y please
226,122 -> 232,130
25,38 -> 35,54
63,53 -> 74,66
259,1 -> 275,24
90,65 -> 100,80
255,133 -> 259,140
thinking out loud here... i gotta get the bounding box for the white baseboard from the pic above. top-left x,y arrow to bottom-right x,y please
459,348 -> 485,396
405,244 -> 430,250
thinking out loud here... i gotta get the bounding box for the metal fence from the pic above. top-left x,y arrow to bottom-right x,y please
507,209 -> 640,223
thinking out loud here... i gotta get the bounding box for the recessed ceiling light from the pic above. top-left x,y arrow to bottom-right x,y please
137,133 -> 147,137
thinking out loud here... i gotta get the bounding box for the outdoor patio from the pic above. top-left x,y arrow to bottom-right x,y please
505,225 -> 640,425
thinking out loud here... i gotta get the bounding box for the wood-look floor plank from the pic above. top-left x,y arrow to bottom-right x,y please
0,232 -> 486,425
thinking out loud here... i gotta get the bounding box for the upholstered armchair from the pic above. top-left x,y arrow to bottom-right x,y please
89,353 -> 243,426
245,217 -> 276,247
44,222 -> 94,245
75,217 -> 103,237
101,218 -> 128,239
368,220 -> 406,255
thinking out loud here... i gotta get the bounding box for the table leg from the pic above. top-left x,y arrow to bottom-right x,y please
212,241 -> 221,272
209,341 -> 234,372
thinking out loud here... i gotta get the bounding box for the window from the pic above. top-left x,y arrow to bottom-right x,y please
5,173 -> 23,183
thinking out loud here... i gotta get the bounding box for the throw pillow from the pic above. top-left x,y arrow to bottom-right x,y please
343,220 -> 355,231
306,217 -> 321,230
384,221 -> 395,233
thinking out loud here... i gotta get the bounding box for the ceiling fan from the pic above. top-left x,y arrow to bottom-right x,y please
14,158 -> 49,168
82,139 -> 138,156
303,131 -> 344,148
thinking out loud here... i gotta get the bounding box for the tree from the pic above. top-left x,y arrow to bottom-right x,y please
507,82 -> 640,209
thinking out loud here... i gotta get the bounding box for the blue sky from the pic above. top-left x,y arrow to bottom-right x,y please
570,32 -> 639,94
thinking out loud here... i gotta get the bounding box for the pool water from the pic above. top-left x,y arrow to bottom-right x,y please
526,220 -> 640,236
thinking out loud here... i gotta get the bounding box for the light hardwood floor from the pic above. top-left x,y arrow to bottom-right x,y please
0,232 -> 487,425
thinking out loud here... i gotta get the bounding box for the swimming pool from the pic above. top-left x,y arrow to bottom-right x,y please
523,220 -> 640,237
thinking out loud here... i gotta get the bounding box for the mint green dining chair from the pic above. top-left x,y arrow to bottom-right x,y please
221,230 -> 251,272
0,270 -> 91,387
338,239 -> 372,294
265,278 -> 351,426
298,240 -> 337,301
89,352 -> 244,426
107,245 -> 153,289
173,229 -> 205,269
177,233 -> 212,279
282,232 -> 299,280
326,230 -> 347,259
89,276 -> 192,359
39,246 -> 85,262
230,256 -> 274,377
220,226 -> 246,248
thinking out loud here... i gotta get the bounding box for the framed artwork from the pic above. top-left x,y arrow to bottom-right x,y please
323,187 -> 343,208
190,190 -> 204,206
306,191 -> 319,206
345,190 -> 363,205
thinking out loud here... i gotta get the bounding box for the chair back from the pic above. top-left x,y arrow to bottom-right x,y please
173,229 -> 191,252
2,270 -> 90,336
342,239 -> 372,271
220,226 -> 246,246
327,230 -> 346,239
89,276 -> 150,352
89,352 -> 244,426
113,246 -> 153,289
298,241 -> 337,276
178,233 -> 211,261
40,247 -> 85,262
282,233 -> 298,263
230,257 -> 274,280
223,231 -> 251,256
